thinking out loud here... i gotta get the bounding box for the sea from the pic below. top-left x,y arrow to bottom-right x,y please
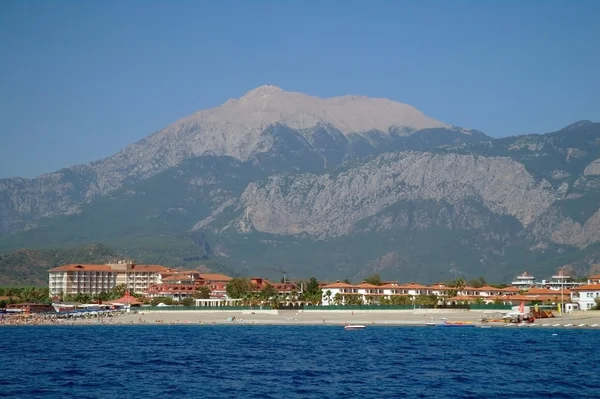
0,325 -> 598,398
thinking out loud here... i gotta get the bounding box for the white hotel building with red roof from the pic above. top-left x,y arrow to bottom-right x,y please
570,274 -> 600,310
48,262 -> 172,296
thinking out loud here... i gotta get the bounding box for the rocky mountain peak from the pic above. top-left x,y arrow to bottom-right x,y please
241,85 -> 284,98
197,85 -> 449,135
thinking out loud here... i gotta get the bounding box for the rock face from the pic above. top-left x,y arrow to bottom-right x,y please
1,85 -> 600,281
241,152 -> 556,238
584,159 -> 600,176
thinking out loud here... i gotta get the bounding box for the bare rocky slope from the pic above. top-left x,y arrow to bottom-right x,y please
1,86 -> 600,282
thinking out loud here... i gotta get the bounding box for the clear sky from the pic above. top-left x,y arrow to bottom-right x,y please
1,1 -> 599,178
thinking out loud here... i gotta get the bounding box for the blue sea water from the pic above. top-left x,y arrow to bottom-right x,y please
0,325 -> 598,398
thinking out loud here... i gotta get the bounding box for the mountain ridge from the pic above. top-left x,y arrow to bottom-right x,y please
0,86 -> 468,236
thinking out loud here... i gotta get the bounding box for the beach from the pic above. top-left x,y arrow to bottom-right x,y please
4,308 -> 600,327
103,309 -> 600,327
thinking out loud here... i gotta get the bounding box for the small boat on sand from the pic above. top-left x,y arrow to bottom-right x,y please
425,317 -> 436,327
344,324 -> 366,330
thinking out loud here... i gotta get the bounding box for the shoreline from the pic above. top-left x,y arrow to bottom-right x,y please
3,309 -> 600,328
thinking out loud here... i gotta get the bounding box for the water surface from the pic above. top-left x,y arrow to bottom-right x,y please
1,325 -> 597,398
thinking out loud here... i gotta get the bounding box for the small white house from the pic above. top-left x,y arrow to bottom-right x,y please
570,284 -> 600,310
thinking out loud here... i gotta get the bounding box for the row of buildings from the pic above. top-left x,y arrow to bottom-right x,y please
47,263 -> 600,310
47,261 -> 298,304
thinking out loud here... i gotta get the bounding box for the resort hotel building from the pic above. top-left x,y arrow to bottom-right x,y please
48,262 -> 172,296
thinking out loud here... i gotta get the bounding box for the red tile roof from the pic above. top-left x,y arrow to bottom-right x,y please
129,265 -> 172,272
427,284 -> 452,291
322,282 -> 356,289
162,275 -> 194,281
356,283 -> 381,289
198,273 -> 232,282
570,283 -> 600,291
106,295 -> 142,305
525,287 -> 572,295
396,282 -> 428,289
48,264 -> 115,272
477,285 -> 505,292
48,263 -> 171,273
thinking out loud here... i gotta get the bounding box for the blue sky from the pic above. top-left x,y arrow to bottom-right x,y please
1,1 -> 599,178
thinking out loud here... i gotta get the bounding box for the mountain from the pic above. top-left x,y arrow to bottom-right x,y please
1,85 -> 466,235
1,86 -> 600,283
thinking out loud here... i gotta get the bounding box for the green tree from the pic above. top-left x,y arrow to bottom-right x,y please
447,277 -> 466,297
467,277 -> 487,288
243,292 -> 260,306
364,274 -> 382,286
96,291 -> 112,302
194,286 -> 211,299
301,277 -> 322,304
150,297 -> 174,306
345,294 -> 363,305
269,295 -> 281,309
416,294 -> 440,307
305,277 -> 320,296
333,293 -> 342,305
260,283 -> 278,300
74,293 -> 92,303
391,295 -> 412,305
109,284 -> 126,300
181,297 -> 194,306
226,278 -> 253,299
379,297 -> 392,305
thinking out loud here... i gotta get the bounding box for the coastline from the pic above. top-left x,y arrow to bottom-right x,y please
4,309 -> 600,328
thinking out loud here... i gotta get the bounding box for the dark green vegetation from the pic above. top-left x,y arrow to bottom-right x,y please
0,244 -> 120,286
2,122 -> 600,284
0,287 -> 51,307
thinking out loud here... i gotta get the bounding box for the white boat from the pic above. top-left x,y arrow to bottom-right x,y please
344,324 -> 366,330
425,317 -> 436,326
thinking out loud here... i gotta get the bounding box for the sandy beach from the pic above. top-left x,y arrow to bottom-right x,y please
4,309 -> 600,327
109,309 -> 600,328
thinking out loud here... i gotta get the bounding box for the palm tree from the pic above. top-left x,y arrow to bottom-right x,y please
391,295 -> 412,306
333,293 -> 342,305
379,296 -> 391,305
455,278 -> 466,295
324,290 -> 332,305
